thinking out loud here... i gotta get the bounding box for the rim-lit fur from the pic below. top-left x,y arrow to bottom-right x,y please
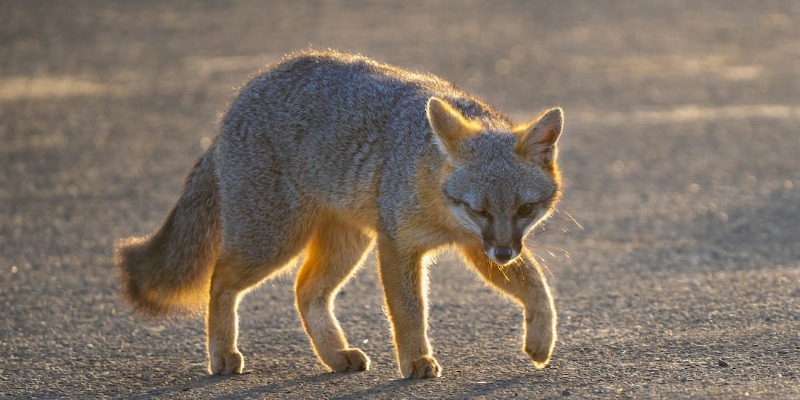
115,150 -> 221,317
114,50 -> 565,378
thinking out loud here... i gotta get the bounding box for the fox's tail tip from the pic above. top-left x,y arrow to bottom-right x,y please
114,236 -> 182,318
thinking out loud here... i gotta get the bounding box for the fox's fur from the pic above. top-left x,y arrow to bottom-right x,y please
115,50 -> 565,379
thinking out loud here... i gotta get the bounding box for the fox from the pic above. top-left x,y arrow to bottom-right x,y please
115,50 -> 564,379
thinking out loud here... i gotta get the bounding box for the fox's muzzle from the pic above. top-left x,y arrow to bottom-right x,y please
493,247 -> 514,263
486,245 -> 520,265
482,217 -> 522,265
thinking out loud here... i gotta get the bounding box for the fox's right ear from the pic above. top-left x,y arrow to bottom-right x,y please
427,97 -> 480,162
514,107 -> 563,167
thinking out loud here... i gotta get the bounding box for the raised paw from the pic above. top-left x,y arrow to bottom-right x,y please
524,342 -> 553,369
524,316 -> 556,369
328,348 -> 371,372
209,349 -> 244,375
404,355 -> 442,379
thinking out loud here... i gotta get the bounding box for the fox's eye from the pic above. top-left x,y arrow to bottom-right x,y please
446,195 -> 490,217
517,203 -> 536,218
469,207 -> 490,218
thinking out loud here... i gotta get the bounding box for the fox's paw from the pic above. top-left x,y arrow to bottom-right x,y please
524,315 -> 556,369
524,341 -> 553,369
403,355 -> 442,379
209,349 -> 244,375
329,348 -> 371,372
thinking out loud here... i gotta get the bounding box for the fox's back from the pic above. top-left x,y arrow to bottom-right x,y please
215,51 -> 510,223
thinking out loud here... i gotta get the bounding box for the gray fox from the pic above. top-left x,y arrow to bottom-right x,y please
115,50 -> 564,379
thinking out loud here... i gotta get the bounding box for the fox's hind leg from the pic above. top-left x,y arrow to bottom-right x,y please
205,255 -> 249,375
295,216 -> 374,372
206,253 -> 289,375
206,225 -> 313,375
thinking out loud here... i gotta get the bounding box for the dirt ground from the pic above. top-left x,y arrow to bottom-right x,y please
2,1 -> 799,398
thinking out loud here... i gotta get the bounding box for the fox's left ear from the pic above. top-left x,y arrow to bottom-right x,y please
514,107 -> 563,166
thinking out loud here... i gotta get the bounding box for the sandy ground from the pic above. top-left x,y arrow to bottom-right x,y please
1,1 -> 799,398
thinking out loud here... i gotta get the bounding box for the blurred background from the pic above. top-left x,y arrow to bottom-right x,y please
2,1 -> 798,398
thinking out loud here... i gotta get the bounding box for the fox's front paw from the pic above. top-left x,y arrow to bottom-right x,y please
402,355 -> 442,379
328,348 -> 371,372
209,349 -> 244,375
524,315 -> 556,369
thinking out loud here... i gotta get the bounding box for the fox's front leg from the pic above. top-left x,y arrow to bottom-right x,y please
461,245 -> 557,368
377,236 -> 441,379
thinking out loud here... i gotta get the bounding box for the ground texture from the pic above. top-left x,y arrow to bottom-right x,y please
2,1 -> 799,398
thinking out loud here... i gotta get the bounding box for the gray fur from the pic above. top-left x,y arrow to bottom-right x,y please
116,49 -> 564,377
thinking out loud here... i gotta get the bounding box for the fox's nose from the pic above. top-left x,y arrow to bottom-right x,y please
493,247 -> 514,263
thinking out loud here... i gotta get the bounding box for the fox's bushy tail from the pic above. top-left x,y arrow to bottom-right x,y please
115,150 -> 221,317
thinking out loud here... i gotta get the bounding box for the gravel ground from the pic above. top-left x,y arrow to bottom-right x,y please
1,1 -> 799,398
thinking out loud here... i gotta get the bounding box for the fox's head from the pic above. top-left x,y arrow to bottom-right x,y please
427,97 -> 563,265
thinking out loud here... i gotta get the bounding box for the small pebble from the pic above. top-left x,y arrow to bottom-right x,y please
718,360 -> 729,367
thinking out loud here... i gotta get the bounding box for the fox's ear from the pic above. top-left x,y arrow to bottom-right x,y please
427,97 -> 480,161
514,107 -> 563,166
